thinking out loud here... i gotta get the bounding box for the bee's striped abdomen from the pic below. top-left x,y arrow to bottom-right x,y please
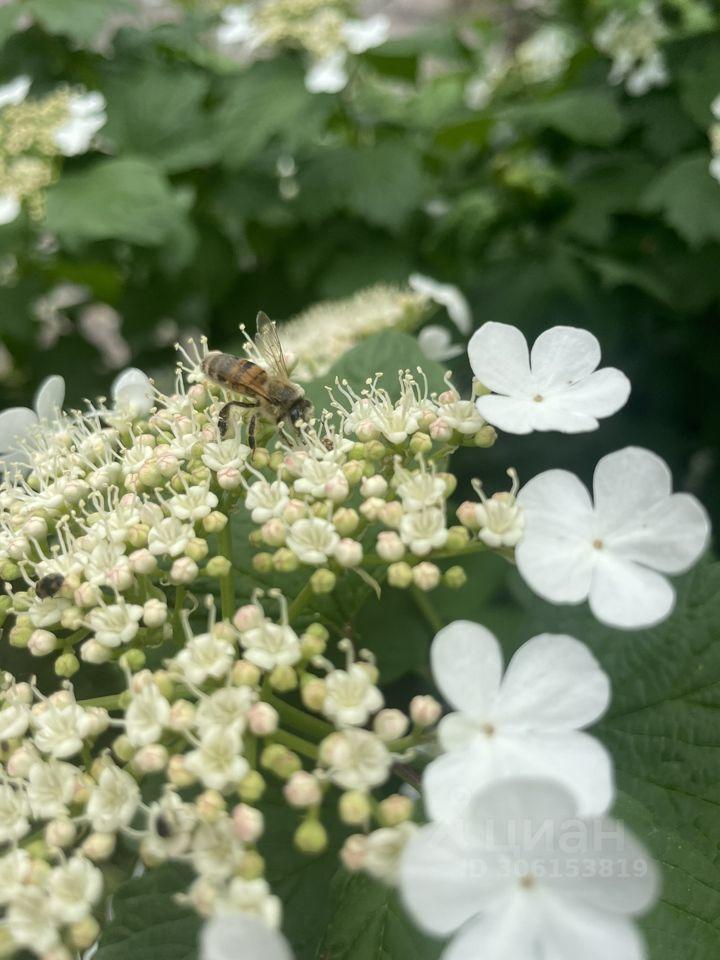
202,352 -> 268,396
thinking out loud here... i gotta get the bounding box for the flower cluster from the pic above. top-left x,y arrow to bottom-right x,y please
0,76 -> 106,225
0,313 -> 711,959
710,93 -> 720,184
216,0 -> 390,93
593,0 -> 669,96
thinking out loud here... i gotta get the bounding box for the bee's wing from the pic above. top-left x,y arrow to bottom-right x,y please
254,311 -> 290,381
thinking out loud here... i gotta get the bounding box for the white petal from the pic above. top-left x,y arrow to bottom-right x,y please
523,396 -> 602,434
442,894 -> 539,960
422,748 -> 495,824
201,915 -> 292,960
111,367 -> 150,397
0,407 -> 37,455
712,93 -> 720,120
475,395 -> 541,434
430,621 -> 503,715
305,52 -> 348,94
437,712 -> 485,752
589,553 -> 675,629
542,900 -> 648,960
0,75 -> 31,109
530,326 -> 601,394
400,820 -> 509,937
342,14 -> 390,53
417,326 -> 464,362
593,447 -> 671,536
465,778 -> 579,842
497,635 -> 610,731
0,193 -> 21,225
516,532 -> 595,605
34,375 -> 65,422
409,274 -> 472,333
550,367 -> 630,419
606,492 -> 710,575
468,322 -> 534,398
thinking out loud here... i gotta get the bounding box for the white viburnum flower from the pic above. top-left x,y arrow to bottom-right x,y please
201,913 -> 292,960
424,621 -> 612,822
46,856 -> 103,923
86,763 -> 140,833
86,600 -> 144,649
305,50 -> 349,94
0,374 -> 65,476
245,479 -> 290,523
0,849 -> 32,904
185,727 -> 249,792
125,683 -> 171,747
323,664 -> 384,726
320,728 -> 392,791
172,632 -> 235,685
0,192 -> 20,225
239,620 -> 301,672
195,686 -> 254,736
27,758 -> 78,819
399,507 -> 448,556
53,90 -> 106,156
417,326 -> 464,362
148,516 -> 194,557
400,778 -> 659,960
409,274 -> 471,334
0,782 -> 30,843
6,887 -> 61,954
468,323 -> 630,434
32,696 -> 94,759
516,447 -> 711,629
111,367 -> 154,419
0,75 -> 31,109
286,517 -> 340,564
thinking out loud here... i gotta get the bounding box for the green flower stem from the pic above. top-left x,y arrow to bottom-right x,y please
218,521 -> 236,620
269,728 -> 319,761
244,732 -> 258,768
411,586 -> 444,634
78,692 -> 124,711
172,585 -> 187,645
361,538 -> 490,568
63,627 -> 90,649
288,581 -> 315,623
267,691 -> 333,741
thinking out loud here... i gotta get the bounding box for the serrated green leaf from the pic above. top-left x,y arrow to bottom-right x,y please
317,870 -> 443,960
642,153 -> 720,246
95,863 -> 200,960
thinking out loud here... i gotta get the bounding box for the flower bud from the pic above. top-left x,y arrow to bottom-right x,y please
338,790 -> 372,825
170,557 -> 199,584
342,461 -> 365,486
334,538 -> 362,568
80,638 -> 111,664
444,565 -> 467,589
7,746 -> 36,778
0,560 -> 20,581
169,699 -> 196,730
300,677 -> 327,711
281,499 -> 306,524
377,794 -> 414,827
273,548 -> 300,573
127,523 -> 150,548
119,648 -> 146,673
325,474 -> 350,502
251,447 -> 270,468
74,582 -> 101,608
167,754 -> 197,788
196,789 -> 226,823
300,628 -> 327,658
143,598 -> 168,628
387,562 -> 413,589
238,770 -> 266,803
284,770 -> 322,808
310,569 -> 336,595
409,432 -> 432,454
45,817 -> 77,849
247,702 -> 279,736
206,555 -> 232,578
361,475 -> 388,498
252,552 -> 273,574
294,818 -> 328,854
203,511 -> 229,535
234,850 -> 264,883
446,524 -> 471,550
356,421 -> 379,442
261,744 -> 301,779
373,708 -> 409,742
232,659 -> 261,687
185,538 -> 209,563
156,451 -> 179,478
232,605 -> 263,632
376,531 -> 405,562
412,561 -> 440,591
68,916 -> 101,951
379,500 -> 403,528
129,548 -> 158,574
340,834 -> 368,871
28,629 -> 57,656
473,425 -> 497,448
429,417 -> 453,442
133,744 -> 168,774
456,501 -> 480,529
261,518 -> 287,547
82,832 -> 116,862
410,694 -> 442,728
269,665 -> 298,692
54,651 -> 80,678
112,735 -> 135,763
232,804 -> 264,843
328,508 -> 357,538
218,466 -> 243,489
60,605 -> 84,631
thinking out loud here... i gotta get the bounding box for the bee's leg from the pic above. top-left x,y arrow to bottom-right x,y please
248,414 -> 258,451
218,400 -> 257,438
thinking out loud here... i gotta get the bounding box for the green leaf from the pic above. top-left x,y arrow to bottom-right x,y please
303,330 -> 448,413
501,89 -> 626,145
317,870 -> 443,960
563,157 -> 656,244
296,142 -> 427,230
45,158 -> 192,249
677,35 -> 720,128
514,561 -> 720,960
642,153 -> 720,246
95,864 -> 200,960
101,63 -> 218,173
25,0 -> 129,44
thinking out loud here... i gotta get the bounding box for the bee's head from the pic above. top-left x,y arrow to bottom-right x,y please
289,397 -> 313,429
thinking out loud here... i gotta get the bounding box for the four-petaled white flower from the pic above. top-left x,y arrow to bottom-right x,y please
0,375 -> 65,476
201,913 -> 292,960
517,446 -> 711,629
424,621 -> 613,822
468,322 -> 630,434
400,778 -> 659,960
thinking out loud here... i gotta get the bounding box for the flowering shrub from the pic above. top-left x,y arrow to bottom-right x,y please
0,314 -> 713,958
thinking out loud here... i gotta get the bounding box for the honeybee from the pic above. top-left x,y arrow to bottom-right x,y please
36,573 -> 65,599
202,312 -> 313,447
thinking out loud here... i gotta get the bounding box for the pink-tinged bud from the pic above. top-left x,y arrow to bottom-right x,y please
342,461 -> 365,486
188,383 -> 208,406
356,420 -> 379,442
23,516 -> 48,540
80,638 -> 111,664
28,629 -> 56,656
233,605 -> 264,632
300,677 -> 326,711
74,582 -> 101,608
324,474 -> 350,502
373,708 -> 409,742
334,538 -> 363,568
217,466 -> 243,489
456,500 -> 480,530
376,531 -> 405,562
247,702 -> 279,736
378,500 -> 403,528
169,699 -> 196,730
412,561 -> 441,592
340,834 -> 368,871
196,789 -> 226,823
338,791 -> 372,825
203,511 -> 228,533
410,694 -> 442,728
85,707 -> 110,737
333,507 -> 359,535
438,388 -> 460,404
359,496 -> 384,521
281,499 -> 306,524
167,754 -> 197,788
82,832 -> 116,862
284,770 -> 323,808
129,548 -> 158,574
133,744 -> 168,774
429,417 -> 453,442
378,794 -> 414,826
45,817 -> 77,849
360,475 -> 388,498
7,746 -> 35,778
156,450 -> 179,478
170,557 -> 199,584
232,659 -> 262,687
232,803 -> 265,843
262,518 -> 287,547
143,598 -> 167,628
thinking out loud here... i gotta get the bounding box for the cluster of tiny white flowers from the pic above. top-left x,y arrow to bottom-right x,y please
593,0 -> 669,96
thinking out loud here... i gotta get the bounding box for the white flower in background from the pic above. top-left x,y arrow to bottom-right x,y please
6,888 -> 60,954
125,682 -> 171,747
320,728 -> 392,791
594,1 -> 668,96
0,374 -> 64,475
409,274 -> 471,335
469,322 -> 630,434
364,822 -> 417,884
86,763 -> 140,833
0,75 -> 31,109
709,94 -> 720,184
305,50 -> 349,94
323,663 -> 384,726
239,620 -> 301,671
400,778 -> 659,960
517,446 -> 711,629
111,367 -> 154,418
515,25 -> 578,83
27,758 -> 78,819
53,91 -> 106,156
0,782 -> 30,843
172,632 -> 235,686
305,15 -> 390,93
0,849 -> 32,904
424,621 -> 612,822
0,192 -> 20,225
418,326 -> 464,361
46,856 -> 103,923
186,727 -> 249,791
201,913 -> 292,960
32,695 -> 94,759
216,5 -> 264,52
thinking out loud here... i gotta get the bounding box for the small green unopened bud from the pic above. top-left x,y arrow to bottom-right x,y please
232,660 -> 261,687
387,562 -> 413,589
9,624 -> 32,648
273,548 -> 299,573
11,592 -> 31,612
294,818 -> 328,854
0,561 -> 20,581
300,631 -> 326,659
206,555 -> 232,578
349,442 -> 366,461
112,735 -> 135,763
238,770 -> 266,803
54,652 -> 80,678
238,850 -> 266,880
185,538 -> 209,563
269,665 -> 298,693
342,461 -> 364,485
444,566 -> 467,589
365,440 -> 387,461
119,648 -> 146,672
252,552 -> 273,574
310,569 -> 336,595
249,530 -> 264,548
333,507 -> 359,536
446,525 -> 471,550
473,425 -> 497,448
339,791 -> 372,826
127,523 -> 149,548
202,511 -> 228,534
269,450 -> 284,471
439,472 -> 457,497
68,916 -> 100,950
409,432 -> 433,455
251,447 -> 270,468
261,744 -> 302,780
377,794 -> 414,827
